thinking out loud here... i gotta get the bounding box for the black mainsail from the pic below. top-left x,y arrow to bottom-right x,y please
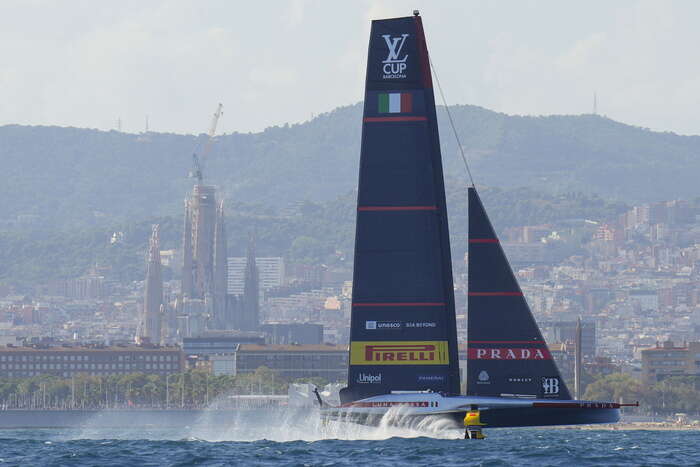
341,14 -> 460,403
467,187 -> 572,400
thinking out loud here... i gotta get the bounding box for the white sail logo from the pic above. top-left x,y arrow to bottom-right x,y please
381,33 -> 409,79
357,373 -> 382,384
542,377 -> 560,395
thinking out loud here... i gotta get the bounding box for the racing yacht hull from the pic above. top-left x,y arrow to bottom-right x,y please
321,392 -> 620,429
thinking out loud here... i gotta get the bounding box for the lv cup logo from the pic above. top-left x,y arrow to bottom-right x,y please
381,34 -> 408,78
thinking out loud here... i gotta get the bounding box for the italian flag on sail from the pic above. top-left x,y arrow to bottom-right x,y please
378,92 -> 413,114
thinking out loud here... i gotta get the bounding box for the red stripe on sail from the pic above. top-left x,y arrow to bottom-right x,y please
358,205 -> 437,211
468,292 -> 523,296
363,116 -> 427,122
352,302 -> 445,307
401,93 -> 413,113
469,238 -> 499,243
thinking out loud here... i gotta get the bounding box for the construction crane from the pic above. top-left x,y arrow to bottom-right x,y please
190,103 -> 224,184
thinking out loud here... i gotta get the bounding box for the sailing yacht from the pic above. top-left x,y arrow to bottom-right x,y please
319,12 -> 629,431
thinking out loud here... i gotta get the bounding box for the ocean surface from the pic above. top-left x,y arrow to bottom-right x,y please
0,409 -> 698,466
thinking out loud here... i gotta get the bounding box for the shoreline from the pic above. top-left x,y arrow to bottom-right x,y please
558,422 -> 700,431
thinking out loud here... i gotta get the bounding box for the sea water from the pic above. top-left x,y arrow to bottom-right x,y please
0,408 -> 698,466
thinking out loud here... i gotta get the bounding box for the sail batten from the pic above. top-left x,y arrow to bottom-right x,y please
341,15 -> 460,404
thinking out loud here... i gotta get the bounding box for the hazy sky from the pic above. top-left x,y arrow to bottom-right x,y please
2,0 -> 699,135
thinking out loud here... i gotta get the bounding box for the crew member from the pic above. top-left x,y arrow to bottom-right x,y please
464,405 -> 486,439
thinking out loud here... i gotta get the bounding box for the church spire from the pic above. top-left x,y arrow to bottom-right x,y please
140,224 -> 163,344
212,199 -> 229,329
241,231 -> 260,331
181,199 -> 194,298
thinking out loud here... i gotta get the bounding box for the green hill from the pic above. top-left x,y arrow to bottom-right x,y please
1,104 -> 698,229
0,186 -> 629,291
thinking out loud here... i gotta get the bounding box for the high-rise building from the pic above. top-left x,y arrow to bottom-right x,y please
139,225 -> 163,344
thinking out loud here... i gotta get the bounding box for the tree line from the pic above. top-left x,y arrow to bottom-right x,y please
584,373 -> 700,415
0,367 -> 696,416
0,367 -> 326,410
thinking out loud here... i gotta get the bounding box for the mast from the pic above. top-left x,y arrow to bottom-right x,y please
342,13 -> 460,404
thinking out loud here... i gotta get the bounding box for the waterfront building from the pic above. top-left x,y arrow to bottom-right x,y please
182,334 -> 265,376
0,344 -> 183,379
261,323 -> 323,345
641,340 -> 700,384
182,334 -> 265,358
234,344 -> 347,382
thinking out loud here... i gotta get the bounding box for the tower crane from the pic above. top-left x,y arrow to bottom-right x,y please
190,103 -> 224,184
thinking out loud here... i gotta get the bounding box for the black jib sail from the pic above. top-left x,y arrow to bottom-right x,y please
467,187 -> 572,400
340,14 -> 460,404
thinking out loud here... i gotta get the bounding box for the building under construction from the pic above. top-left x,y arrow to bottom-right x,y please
179,184 -> 230,335
148,103 -> 259,341
177,185 -> 260,335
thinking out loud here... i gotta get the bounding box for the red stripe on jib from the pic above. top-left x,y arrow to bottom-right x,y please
468,347 -> 552,360
363,116 -> 427,122
358,206 -> 437,211
469,238 -> 499,243
468,292 -> 523,296
352,302 -> 445,308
